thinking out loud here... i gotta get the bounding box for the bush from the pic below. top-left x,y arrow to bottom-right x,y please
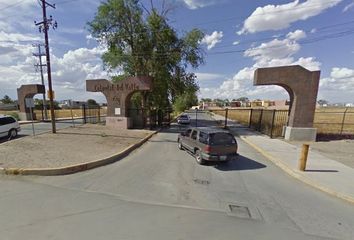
8,112 -> 20,120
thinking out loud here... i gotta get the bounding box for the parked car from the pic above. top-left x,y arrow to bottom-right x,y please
177,127 -> 238,164
177,114 -> 191,124
0,115 -> 21,139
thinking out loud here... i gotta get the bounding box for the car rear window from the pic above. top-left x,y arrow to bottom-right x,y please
199,132 -> 208,144
0,117 -> 16,125
209,132 -> 236,146
179,115 -> 188,119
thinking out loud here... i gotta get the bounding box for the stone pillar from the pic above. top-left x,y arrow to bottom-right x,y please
254,65 -> 320,141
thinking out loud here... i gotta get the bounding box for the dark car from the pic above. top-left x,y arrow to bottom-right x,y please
177,127 -> 238,164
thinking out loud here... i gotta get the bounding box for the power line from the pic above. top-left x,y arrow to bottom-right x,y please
0,0 -> 26,11
212,18 -> 354,50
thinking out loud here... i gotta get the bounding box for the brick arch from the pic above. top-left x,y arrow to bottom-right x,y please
86,76 -> 152,129
17,84 -> 45,120
253,65 -> 320,141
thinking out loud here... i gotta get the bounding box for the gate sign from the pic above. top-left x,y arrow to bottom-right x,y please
25,98 -> 35,108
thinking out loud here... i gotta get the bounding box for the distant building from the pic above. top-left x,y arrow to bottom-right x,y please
230,100 -> 251,108
345,103 -> 354,107
59,100 -> 87,109
201,101 -> 218,109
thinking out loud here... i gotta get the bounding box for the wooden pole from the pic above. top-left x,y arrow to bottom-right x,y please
299,144 -> 310,171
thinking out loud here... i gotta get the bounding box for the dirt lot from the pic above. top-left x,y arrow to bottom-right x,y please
292,139 -> 354,168
0,124 -> 152,169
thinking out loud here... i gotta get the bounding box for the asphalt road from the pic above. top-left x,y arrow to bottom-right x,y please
1,112 -> 354,239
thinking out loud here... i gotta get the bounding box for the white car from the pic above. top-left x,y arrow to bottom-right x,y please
177,114 -> 191,124
0,115 -> 21,139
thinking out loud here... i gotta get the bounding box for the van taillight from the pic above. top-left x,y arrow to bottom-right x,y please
204,145 -> 211,153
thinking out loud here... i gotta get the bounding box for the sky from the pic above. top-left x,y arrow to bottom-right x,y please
0,0 -> 354,104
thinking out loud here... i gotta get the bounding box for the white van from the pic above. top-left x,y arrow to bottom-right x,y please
0,115 -> 21,139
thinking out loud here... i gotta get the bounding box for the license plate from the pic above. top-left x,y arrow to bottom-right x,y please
219,156 -> 227,160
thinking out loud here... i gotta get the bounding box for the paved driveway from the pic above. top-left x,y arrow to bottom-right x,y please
1,112 -> 354,239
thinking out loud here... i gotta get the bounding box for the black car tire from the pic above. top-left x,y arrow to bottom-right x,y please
8,129 -> 17,140
195,150 -> 205,165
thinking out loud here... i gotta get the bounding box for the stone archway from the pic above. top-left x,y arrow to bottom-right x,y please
254,65 -> 320,141
86,76 -> 152,129
17,84 -> 45,120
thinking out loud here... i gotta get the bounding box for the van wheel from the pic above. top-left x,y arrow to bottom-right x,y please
195,150 -> 205,165
8,129 -> 17,139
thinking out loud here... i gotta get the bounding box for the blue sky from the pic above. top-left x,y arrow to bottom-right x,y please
0,0 -> 354,103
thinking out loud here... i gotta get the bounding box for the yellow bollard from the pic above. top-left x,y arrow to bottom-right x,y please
299,144 -> 310,171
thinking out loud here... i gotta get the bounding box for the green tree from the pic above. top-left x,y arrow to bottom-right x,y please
87,99 -> 99,106
1,95 -> 14,104
236,97 -> 249,102
88,0 -> 204,110
317,99 -> 328,106
201,98 -> 212,103
173,91 -> 198,112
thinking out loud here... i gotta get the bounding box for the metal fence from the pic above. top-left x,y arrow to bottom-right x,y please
82,105 -> 103,124
128,108 -> 172,129
210,107 -> 354,139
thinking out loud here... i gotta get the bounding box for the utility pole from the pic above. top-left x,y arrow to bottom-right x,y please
35,0 -> 57,133
32,43 -> 48,121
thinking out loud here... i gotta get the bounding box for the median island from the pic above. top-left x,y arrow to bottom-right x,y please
0,125 -> 153,175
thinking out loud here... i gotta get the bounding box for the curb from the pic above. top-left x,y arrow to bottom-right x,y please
240,135 -> 354,205
0,130 -> 158,176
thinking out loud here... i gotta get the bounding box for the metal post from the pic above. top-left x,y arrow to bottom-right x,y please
29,106 -> 35,136
270,109 -> 276,138
249,109 -> 253,128
299,144 -> 310,171
195,108 -> 198,128
340,107 -> 349,135
258,109 -> 263,131
70,105 -> 75,128
82,104 -> 87,124
224,108 -> 228,128
98,107 -> 101,124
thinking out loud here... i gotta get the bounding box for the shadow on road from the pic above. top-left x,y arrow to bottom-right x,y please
214,155 -> 267,171
0,135 -> 26,144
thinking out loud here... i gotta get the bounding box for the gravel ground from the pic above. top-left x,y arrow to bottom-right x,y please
0,124 -> 153,169
291,139 -> 354,168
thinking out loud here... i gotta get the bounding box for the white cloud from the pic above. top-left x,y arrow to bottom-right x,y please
182,0 -> 217,9
201,31 -> 223,50
195,73 -> 225,81
0,41 -> 110,102
232,41 -> 240,45
244,30 -> 307,62
343,1 -> 354,12
286,29 -> 307,40
199,29 -> 321,100
238,0 -> 342,34
319,67 -> 354,102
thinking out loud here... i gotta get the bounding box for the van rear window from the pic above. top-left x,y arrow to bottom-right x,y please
209,133 -> 236,146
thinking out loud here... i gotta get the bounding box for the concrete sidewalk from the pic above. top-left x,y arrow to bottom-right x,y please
213,113 -> 354,204
0,125 -> 155,175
